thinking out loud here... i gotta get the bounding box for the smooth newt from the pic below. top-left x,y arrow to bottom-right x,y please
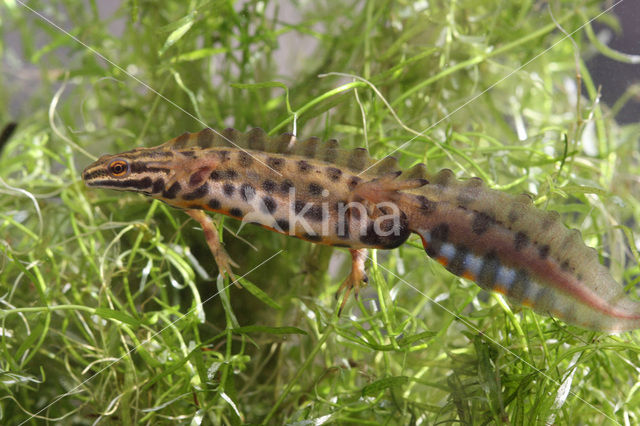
82,127 -> 640,332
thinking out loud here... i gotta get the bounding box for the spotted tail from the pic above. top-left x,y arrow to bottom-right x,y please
397,168 -> 640,332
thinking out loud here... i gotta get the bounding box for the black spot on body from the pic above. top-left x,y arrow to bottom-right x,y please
326,167 -> 342,181
224,170 -> 238,180
262,179 -> 276,192
210,170 -> 222,181
183,183 -> 209,200
514,231 -> 529,251
151,179 -> 164,193
304,204 -> 324,222
477,252 -> 500,290
471,212 -> 493,235
308,183 -> 323,196
230,208 -> 243,217
447,246 -> 468,276
508,209 -> 521,224
217,150 -> 230,162
223,183 -> 235,197
509,269 -> 531,301
275,219 -> 290,232
262,196 -> 277,214
359,214 -> 410,249
417,195 -> 437,215
294,200 -> 306,214
240,184 -> 256,202
280,179 -> 294,194
208,198 -> 221,209
538,244 -> 550,259
332,243 -> 352,248
298,160 -> 312,173
162,182 -> 181,199
348,176 -> 362,189
267,157 -> 285,171
238,151 -> 253,167
431,223 -> 450,242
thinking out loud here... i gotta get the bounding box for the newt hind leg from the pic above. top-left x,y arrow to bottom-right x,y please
335,248 -> 369,315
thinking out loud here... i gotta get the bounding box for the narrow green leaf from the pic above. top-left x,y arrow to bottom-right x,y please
159,12 -> 196,55
95,308 -> 140,327
361,376 -> 409,397
232,325 -> 307,336
236,277 -> 281,309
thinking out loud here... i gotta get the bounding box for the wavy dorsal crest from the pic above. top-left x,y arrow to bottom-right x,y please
160,127 -> 404,176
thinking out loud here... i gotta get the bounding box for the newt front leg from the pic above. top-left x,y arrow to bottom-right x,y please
185,209 -> 239,282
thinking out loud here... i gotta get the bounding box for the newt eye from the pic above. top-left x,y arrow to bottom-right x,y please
108,159 -> 129,177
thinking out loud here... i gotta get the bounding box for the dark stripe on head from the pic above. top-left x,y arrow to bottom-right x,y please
129,162 -> 171,175
82,169 -> 109,181
230,208 -> 243,217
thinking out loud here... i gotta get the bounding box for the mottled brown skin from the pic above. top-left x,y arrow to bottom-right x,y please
83,128 -> 640,331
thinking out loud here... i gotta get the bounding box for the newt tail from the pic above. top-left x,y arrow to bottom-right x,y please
354,170 -> 640,332
82,127 -> 640,332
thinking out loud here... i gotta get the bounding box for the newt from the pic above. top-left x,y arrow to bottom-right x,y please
82,127 -> 640,332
